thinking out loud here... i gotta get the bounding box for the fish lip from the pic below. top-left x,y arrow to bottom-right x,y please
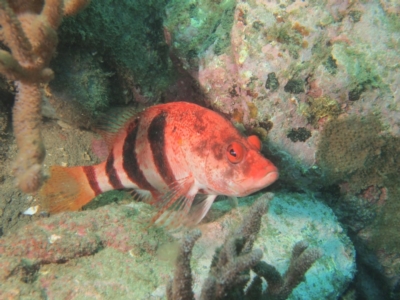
256,170 -> 279,190
266,171 -> 279,183
238,170 -> 279,196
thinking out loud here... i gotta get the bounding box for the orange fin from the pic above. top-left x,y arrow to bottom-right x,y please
39,166 -> 96,213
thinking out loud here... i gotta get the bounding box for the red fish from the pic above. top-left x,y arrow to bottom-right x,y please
39,102 -> 278,227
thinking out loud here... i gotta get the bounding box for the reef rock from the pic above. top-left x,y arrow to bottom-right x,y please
165,0 -> 400,170
0,193 -> 354,299
165,2 -> 400,283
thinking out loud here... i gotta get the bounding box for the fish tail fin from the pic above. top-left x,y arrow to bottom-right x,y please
39,165 -> 97,213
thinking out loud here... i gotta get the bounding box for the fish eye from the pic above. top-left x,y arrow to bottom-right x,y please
248,135 -> 261,151
226,142 -> 244,163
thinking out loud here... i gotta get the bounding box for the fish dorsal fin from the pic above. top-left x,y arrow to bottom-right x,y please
94,107 -> 141,150
150,176 -> 197,229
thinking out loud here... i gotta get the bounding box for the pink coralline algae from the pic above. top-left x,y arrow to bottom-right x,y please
0,203 -> 169,281
165,2 -> 400,289
168,0 -> 400,167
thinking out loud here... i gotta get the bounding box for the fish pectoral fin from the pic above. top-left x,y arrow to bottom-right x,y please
182,194 -> 217,227
154,194 -> 196,229
151,176 -> 197,229
155,194 -> 217,229
150,176 -> 195,209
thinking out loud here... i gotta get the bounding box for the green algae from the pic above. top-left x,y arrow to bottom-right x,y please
299,96 -> 341,127
369,136 -> 400,252
50,50 -> 112,115
323,55 -> 338,75
165,0 -> 236,59
265,20 -> 306,59
349,10 -> 362,23
386,11 -> 400,32
58,0 -> 174,101
317,116 -> 400,256
316,115 -> 384,184
287,127 -> 312,142
284,78 -> 305,94
265,72 -> 280,91
332,44 -> 386,100
280,35 -> 333,81
83,190 -> 131,211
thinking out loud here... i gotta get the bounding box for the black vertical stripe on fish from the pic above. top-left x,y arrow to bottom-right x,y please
148,111 -> 176,185
105,151 -> 124,189
82,166 -> 102,195
122,119 -> 156,192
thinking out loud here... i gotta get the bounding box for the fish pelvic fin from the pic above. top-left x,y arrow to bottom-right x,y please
38,165 -> 97,213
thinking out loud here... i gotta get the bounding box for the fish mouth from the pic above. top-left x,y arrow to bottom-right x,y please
264,171 -> 279,186
238,170 -> 279,196
252,170 -> 279,191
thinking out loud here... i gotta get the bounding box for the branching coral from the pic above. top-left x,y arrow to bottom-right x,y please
251,241 -> 322,300
198,195 -> 270,299
168,194 -> 322,300
166,229 -> 201,300
0,0 -> 89,193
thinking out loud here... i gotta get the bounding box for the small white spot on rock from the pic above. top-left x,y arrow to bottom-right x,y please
23,205 -> 38,215
48,234 -> 62,244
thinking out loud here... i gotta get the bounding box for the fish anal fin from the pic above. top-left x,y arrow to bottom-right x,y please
39,166 -> 96,213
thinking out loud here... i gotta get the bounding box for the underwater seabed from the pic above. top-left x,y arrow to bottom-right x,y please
1,0 -> 400,298
0,191 -> 354,299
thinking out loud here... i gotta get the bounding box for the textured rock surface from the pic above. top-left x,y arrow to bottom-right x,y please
1,0 -> 398,297
165,0 -> 400,287
166,0 -> 400,166
0,193 -> 354,299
